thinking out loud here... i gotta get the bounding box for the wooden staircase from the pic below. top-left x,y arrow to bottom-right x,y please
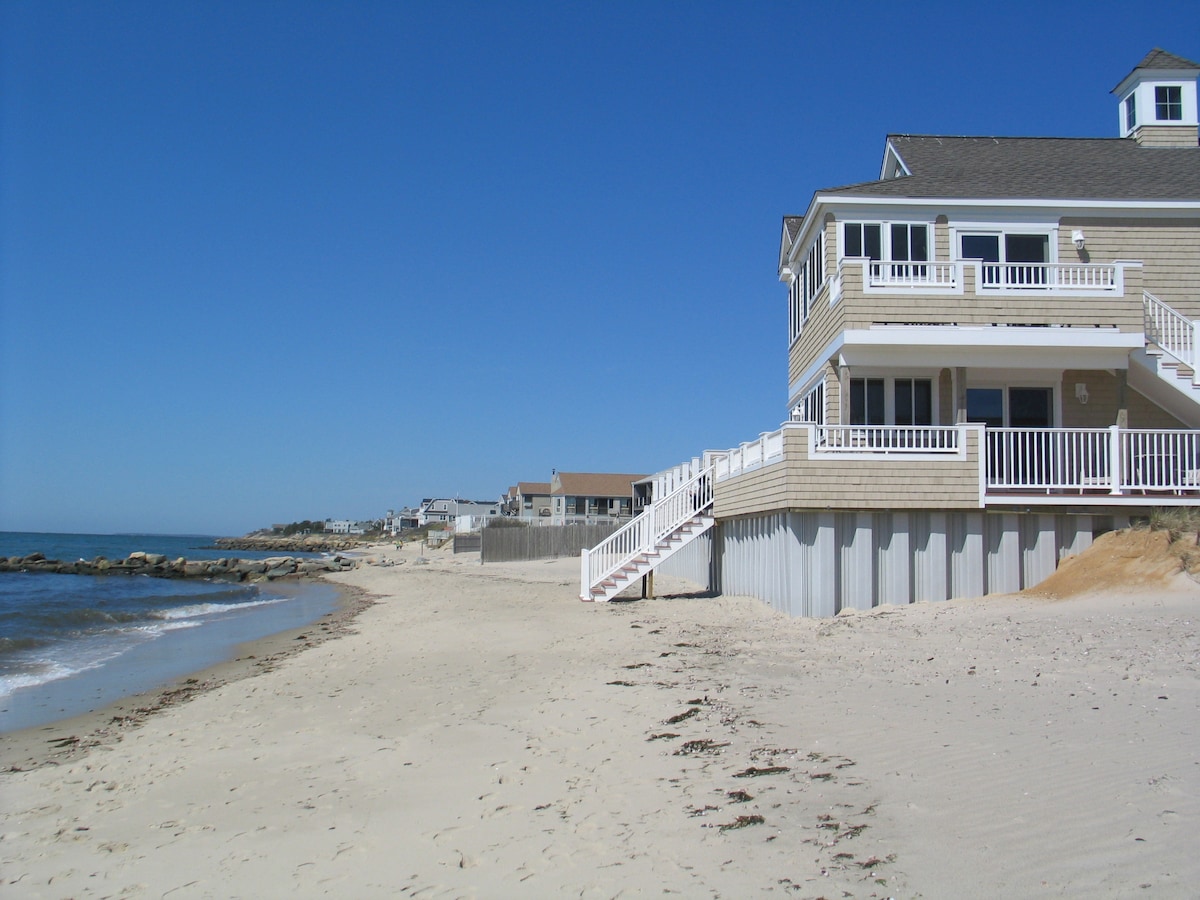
580,468 -> 714,602
1137,291 -> 1200,426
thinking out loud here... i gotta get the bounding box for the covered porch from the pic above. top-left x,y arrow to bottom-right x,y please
710,423 -> 1200,507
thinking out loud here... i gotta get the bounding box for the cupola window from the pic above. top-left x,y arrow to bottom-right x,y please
1155,85 -> 1183,121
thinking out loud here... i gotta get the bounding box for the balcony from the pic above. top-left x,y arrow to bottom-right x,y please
708,423 -> 1200,515
857,260 -> 1127,295
818,259 -> 1144,334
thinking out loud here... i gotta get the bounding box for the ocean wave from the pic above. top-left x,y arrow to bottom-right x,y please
152,597 -> 288,620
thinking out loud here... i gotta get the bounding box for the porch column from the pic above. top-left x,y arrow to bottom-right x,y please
838,364 -> 850,425
1115,369 -> 1129,428
955,367 -> 968,423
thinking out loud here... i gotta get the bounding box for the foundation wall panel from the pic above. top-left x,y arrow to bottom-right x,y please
713,508 -> 1098,616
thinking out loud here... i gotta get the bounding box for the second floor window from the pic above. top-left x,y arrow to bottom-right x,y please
1125,93 -> 1137,131
788,230 -> 825,342
1156,85 -> 1183,121
851,377 -> 933,426
844,223 -> 882,260
794,380 -> 825,425
843,223 -> 929,280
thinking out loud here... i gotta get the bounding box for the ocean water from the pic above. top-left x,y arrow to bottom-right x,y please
0,532 -> 340,733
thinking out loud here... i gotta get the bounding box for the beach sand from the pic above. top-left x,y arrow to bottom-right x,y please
2,532 -> 1197,898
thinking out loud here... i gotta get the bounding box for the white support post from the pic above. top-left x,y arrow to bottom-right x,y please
1192,319 -> 1200,384
580,548 -> 590,601
1109,425 -> 1122,495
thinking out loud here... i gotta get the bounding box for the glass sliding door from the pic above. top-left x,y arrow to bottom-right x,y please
1004,234 -> 1049,287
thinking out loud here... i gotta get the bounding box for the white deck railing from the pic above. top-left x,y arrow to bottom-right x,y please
709,423 -> 1200,498
708,431 -> 784,481
1144,290 -> 1196,370
815,424 -> 961,453
855,260 -> 1125,294
580,468 -> 713,598
974,262 -> 1119,291
868,262 -> 959,289
986,427 -> 1200,494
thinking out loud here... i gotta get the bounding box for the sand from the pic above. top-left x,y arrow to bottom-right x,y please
2,533 -> 1197,898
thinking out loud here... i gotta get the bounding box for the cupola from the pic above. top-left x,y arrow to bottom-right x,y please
1112,48 -> 1200,147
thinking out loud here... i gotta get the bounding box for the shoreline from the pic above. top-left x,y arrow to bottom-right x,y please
0,579 -> 375,772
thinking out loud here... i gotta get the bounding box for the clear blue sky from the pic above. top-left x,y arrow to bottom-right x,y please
2,1 -> 1198,536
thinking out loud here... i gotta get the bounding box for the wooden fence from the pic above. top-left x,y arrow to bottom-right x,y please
452,533 -> 482,554
480,523 -> 619,563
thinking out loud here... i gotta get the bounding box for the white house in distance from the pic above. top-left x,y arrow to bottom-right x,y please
582,49 -> 1200,613
325,519 -> 369,535
417,498 -> 501,528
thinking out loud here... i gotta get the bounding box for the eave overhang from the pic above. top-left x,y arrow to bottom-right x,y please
837,325 -> 1143,370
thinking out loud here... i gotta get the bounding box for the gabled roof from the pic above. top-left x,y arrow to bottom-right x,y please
551,472 -> 648,497
1113,48 -> 1200,92
517,481 -> 551,495
816,135 -> 1200,202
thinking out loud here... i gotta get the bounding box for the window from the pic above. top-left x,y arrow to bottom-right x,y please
966,387 -> 1052,427
794,380 -> 825,424
1125,93 -> 1137,131
844,223 -> 882,260
1156,85 -> 1183,121
850,378 -> 885,426
894,378 -> 932,426
844,222 -> 929,281
960,232 -> 1049,287
889,223 -> 928,278
852,377 -> 934,426
788,230 -> 825,341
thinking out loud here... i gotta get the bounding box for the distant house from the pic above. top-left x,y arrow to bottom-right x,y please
550,472 -> 647,524
508,481 -> 553,520
325,519 -> 369,535
417,498 -> 501,527
383,508 -> 420,535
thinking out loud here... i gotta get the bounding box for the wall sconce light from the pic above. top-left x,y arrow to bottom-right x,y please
1072,229 -> 1086,251
1075,383 -> 1089,404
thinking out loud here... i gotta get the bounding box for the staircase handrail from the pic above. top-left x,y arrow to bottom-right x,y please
1144,290 -> 1195,368
581,467 -> 714,597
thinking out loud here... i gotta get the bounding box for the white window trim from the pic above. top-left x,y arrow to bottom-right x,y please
846,371 -> 941,426
952,226 -> 1060,264
838,219 -> 935,262
963,375 -> 1062,428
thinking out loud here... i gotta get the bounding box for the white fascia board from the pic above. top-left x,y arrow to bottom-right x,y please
788,333 -> 845,407
812,194 -> 1200,213
838,326 -> 1142,370
783,197 -> 823,272
880,139 -> 911,179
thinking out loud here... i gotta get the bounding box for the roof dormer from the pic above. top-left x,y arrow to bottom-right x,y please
1112,48 -> 1200,147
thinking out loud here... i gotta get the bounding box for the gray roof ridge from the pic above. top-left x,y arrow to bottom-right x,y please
888,133 -> 1128,142
1112,48 -> 1200,92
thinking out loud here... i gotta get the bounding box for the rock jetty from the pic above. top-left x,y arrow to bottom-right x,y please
212,534 -> 365,553
0,551 -> 357,583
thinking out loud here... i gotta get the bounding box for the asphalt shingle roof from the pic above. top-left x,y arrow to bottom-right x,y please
1113,48 -> 1200,90
816,135 -> 1200,202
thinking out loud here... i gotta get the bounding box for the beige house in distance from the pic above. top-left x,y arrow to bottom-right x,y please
551,472 -> 646,525
504,481 -> 553,520
582,49 -> 1200,613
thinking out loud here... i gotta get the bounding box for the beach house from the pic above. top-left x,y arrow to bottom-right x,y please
582,49 -> 1200,614
503,482 -> 554,520
550,472 -> 647,525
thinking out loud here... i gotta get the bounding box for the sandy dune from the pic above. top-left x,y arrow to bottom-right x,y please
2,532 -> 1197,898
